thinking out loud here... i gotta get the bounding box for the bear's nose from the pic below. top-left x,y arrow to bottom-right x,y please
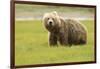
49,21 -> 52,25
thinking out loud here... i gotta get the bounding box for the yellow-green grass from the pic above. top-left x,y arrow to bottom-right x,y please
15,20 -> 95,65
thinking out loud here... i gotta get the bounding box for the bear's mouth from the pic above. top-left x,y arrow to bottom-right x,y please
47,25 -> 53,29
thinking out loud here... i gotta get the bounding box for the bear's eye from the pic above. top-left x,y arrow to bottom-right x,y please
47,18 -> 49,20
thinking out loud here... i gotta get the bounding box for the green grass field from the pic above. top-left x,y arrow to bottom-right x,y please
15,20 -> 95,65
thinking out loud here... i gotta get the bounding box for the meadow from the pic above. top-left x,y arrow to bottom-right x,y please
15,20 -> 95,65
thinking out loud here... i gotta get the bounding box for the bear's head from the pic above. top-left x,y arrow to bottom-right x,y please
43,11 -> 61,32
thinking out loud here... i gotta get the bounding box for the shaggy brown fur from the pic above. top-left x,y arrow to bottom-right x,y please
43,11 -> 87,46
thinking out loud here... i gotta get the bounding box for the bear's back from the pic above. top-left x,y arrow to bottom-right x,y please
65,19 -> 87,45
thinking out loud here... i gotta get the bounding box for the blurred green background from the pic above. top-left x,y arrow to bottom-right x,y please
15,4 -> 94,20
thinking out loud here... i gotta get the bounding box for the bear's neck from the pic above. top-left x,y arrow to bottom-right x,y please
50,26 -> 60,33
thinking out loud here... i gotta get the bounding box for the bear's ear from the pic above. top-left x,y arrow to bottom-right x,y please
52,11 -> 58,16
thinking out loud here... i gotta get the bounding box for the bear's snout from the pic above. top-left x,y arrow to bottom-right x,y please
47,18 -> 54,26
49,21 -> 52,25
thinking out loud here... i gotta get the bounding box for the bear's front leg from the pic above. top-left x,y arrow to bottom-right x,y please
49,33 -> 57,46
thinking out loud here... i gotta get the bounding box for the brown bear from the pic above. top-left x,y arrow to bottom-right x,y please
43,11 -> 87,46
